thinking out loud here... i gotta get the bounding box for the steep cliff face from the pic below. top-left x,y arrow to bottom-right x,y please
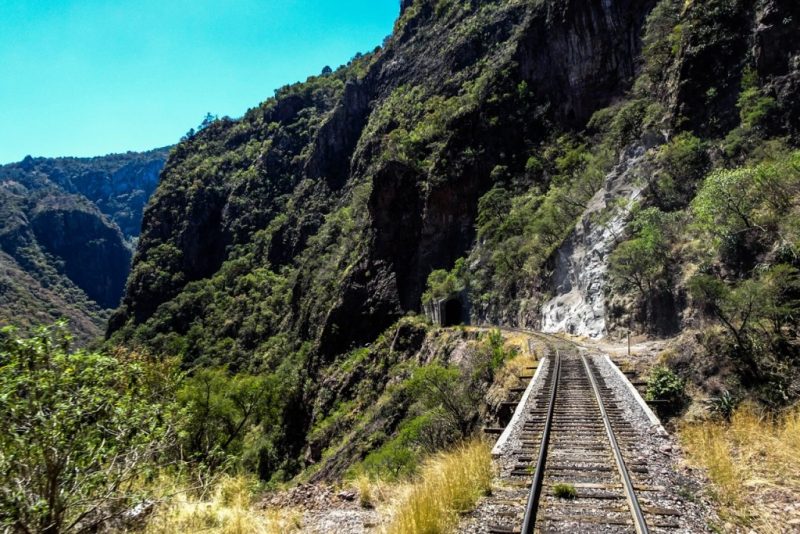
655,0 -> 800,140
0,187 -> 129,338
30,196 -> 132,308
753,0 -> 800,139
535,0 -> 800,341
0,149 -> 166,339
111,0 -> 657,358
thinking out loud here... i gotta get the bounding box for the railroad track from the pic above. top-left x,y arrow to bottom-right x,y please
489,342 -> 680,533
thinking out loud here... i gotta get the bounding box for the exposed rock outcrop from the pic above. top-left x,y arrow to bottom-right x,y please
541,145 -> 649,338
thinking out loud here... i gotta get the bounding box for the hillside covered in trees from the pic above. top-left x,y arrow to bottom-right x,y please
109,0 -> 800,460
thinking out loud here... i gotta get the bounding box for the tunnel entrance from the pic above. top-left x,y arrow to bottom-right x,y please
442,297 -> 463,327
423,291 -> 470,326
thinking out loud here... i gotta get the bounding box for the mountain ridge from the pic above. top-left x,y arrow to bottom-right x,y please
0,148 -> 168,340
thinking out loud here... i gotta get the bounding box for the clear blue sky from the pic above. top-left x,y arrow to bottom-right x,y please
0,0 -> 399,163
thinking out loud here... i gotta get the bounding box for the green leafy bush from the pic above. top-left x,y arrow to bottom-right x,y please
737,68 -> 776,130
653,132 -> 708,209
688,265 -> 800,385
422,258 -> 467,304
0,323 -> 175,534
361,436 -> 420,480
177,355 -> 306,481
691,150 -> 800,264
407,364 -> 475,437
609,208 -> 679,327
646,366 -> 686,413
588,99 -> 649,149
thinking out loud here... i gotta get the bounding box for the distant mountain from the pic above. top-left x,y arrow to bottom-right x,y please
0,148 -> 168,341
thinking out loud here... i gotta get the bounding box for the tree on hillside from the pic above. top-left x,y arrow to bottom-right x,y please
609,207 -> 676,328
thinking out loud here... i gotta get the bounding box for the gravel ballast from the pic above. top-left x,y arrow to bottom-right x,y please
459,339 -> 718,533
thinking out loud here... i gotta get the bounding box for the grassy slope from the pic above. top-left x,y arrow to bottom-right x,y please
680,405 -> 800,531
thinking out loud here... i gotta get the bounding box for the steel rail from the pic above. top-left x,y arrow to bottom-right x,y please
520,350 -> 561,534
581,354 -> 650,534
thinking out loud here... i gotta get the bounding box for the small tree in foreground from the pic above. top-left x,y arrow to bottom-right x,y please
0,323 -> 175,533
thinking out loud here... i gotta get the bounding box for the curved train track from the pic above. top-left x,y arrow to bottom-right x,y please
487,333 -> 680,533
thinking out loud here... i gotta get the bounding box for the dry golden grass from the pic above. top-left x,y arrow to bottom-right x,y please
484,352 -> 536,416
143,475 -> 302,534
679,403 -> 800,531
494,352 -> 537,392
351,473 -> 394,509
385,439 -> 493,534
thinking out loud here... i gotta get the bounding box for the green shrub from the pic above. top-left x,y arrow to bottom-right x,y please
408,365 -> 475,437
485,328 -> 513,372
361,438 -> 419,480
588,99 -> 648,149
692,151 -> 800,253
688,265 -> 800,385
709,390 -> 739,421
654,132 -> 708,209
422,258 -> 467,304
178,367 -> 292,470
609,208 -> 677,326
738,68 -> 776,130
646,366 -> 686,414
0,323 -> 176,534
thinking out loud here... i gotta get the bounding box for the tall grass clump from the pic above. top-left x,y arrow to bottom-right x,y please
144,474 -> 300,534
679,403 -> 800,530
350,473 -> 392,509
386,439 -> 493,534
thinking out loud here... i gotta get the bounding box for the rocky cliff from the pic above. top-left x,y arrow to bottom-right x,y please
536,0 -> 800,342
110,0 -> 656,354
540,145 -> 649,337
2,148 -> 168,244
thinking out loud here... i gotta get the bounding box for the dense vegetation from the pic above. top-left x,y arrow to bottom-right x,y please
0,320 -> 520,532
599,0 -> 800,407
0,324 -> 174,533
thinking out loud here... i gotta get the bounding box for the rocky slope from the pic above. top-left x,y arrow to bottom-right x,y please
108,0 -> 800,481
540,144 -> 649,337
110,0 -> 655,350
0,148 -> 167,340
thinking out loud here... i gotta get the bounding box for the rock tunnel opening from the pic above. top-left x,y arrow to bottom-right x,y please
442,297 -> 463,327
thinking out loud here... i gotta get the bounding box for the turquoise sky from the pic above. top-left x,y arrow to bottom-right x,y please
0,0 -> 399,163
